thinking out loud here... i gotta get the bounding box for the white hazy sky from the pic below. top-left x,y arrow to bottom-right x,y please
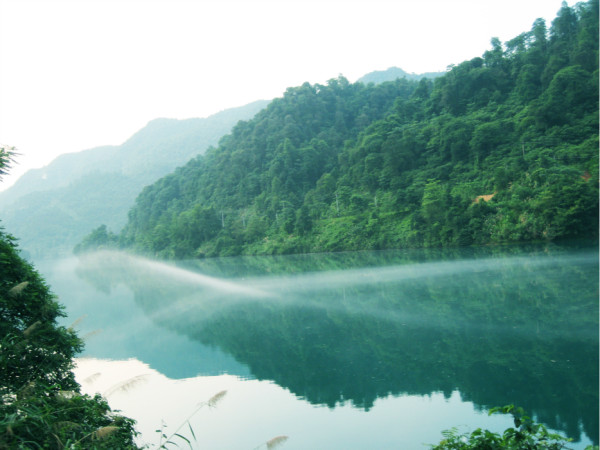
0,0 -> 572,190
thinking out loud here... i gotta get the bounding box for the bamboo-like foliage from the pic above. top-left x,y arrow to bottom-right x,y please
0,145 -> 16,182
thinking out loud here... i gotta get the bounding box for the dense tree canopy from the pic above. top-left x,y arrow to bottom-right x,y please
85,0 -> 597,259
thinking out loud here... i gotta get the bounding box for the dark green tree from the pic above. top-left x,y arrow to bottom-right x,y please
73,224 -> 119,254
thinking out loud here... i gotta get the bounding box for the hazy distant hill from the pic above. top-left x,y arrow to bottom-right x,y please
0,146 -> 120,208
0,100 -> 269,258
357,67 -> 444,84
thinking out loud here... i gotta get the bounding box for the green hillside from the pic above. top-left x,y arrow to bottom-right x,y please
89,0 -> 598,258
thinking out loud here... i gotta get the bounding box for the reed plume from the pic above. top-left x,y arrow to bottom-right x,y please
82,329 -> 103,341
93,426 -> 119,440
68,315 -> 87,331
82,372 -> 102,385
266,435 -> 289,449
252,435 -> 289,450
104,374 -> 150,398
23,320 -> 41,337
56,390 -> 77,400
207,390 -> 227,408
8,281 -> 29,297
72,424 -> 120,446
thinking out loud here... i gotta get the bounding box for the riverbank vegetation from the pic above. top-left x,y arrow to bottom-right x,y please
0,147 -> 140,449
433,406 -> 583,449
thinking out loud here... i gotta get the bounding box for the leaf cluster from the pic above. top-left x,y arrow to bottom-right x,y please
432,405 -> 591,449
0,223 -> 139,448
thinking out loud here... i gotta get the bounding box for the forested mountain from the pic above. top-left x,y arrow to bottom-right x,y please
0,100 -> 269,258
85,0 -> 598,258
357,66 -> 443,84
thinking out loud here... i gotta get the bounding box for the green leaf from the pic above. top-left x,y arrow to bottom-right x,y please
188,422 -> 197,442
174,433 -> 192,449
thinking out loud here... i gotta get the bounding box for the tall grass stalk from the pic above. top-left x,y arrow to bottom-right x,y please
157,390 -> 227,449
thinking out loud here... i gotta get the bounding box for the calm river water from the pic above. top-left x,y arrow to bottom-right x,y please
37,243 -> 598,449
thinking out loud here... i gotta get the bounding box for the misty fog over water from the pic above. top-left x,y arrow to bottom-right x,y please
37,243 -> 598,449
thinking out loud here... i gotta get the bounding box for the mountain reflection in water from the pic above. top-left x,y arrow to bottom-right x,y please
46,244 -> 598,447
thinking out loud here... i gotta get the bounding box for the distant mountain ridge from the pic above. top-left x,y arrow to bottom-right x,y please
0,146 -> 119,207
0,103 -> 269,208
357,67 -> 444,84
0,100 -> 270,258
